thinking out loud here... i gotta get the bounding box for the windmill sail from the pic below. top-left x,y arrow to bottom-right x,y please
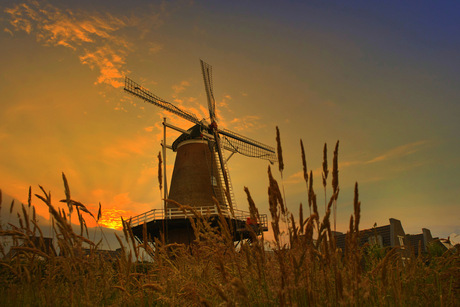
124,77 -> 200,125
125,76 -> 276,163
219,129 -> 277,163
200,60 -> 216,122
211,144 -> 236,209
123,60 -> 272,245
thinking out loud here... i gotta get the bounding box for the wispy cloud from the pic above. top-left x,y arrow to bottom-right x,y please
285,168 -> 322,185
3,1 -> 162,88
102,134 -> 154,160
335,140 -> 431,170
364,140 -> 429,164
230,115 -> 265,132
79,45 -> 127,87
131,74 -> 263,142
285,140 -> 431,186
147,42 -> 163,54
172,81 -> 190,94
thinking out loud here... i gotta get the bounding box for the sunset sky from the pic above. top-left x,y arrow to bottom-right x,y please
1,1 -> 459,239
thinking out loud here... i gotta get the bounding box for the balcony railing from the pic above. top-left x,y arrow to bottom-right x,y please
128,204 -> 268,231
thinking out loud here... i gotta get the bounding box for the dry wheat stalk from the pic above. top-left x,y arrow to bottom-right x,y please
142,283 -> 165,292
308,170 -> 313,213
332,141 -> 339,195
28,186 -> 32,208
353,182 -> 360,233
300,139 -> 308,186
62,172 -> 73,217
0,139 -> 456,306
244,186 -> 260,223
322,143 -> 329,187
332,141 -> 339,232
268,165 -> 286,216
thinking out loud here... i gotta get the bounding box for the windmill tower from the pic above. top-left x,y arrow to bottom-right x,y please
124,60 -> 277,245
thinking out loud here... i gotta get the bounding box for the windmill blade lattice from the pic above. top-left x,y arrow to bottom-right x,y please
124,77 -> 201,125
121,60 -> 273,246
219,128 -> 277,163
200,60 -> 216,122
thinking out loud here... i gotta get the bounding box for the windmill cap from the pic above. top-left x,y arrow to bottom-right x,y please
172,124 -> 211,151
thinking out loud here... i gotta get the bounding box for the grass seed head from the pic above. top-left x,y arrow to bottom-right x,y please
28,186 -> 32,208
276,126 -> 284,175
10,199 -> 15,214
244,186 -> 259,222
0,139 -> 455,307
332,141 -> 339,194
62,172 -> 73,215
308,170 -> 314,210
301,139 -> 308,185
353,182 -> 360,233
97,202 -> 102,222
268,165 -> 285,215
322,143 -> 329,187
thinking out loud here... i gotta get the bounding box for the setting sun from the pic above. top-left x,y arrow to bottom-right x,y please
98,208 -> 130,230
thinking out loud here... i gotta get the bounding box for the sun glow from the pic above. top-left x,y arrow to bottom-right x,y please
98,208 -> 130,230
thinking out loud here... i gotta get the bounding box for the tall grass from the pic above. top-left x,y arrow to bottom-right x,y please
0,134 -> 458,306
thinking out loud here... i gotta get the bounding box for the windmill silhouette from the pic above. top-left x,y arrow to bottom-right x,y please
124,60 -> 276,245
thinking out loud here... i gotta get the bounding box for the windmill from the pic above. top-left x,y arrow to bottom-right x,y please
124,60 -> 277,245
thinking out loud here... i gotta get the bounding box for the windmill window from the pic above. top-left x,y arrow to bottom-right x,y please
397,235 -> 405,249
211,176 -> 218,186
368,235 -> 383,247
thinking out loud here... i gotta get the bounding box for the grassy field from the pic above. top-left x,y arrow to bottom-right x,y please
1,136 -> 459,306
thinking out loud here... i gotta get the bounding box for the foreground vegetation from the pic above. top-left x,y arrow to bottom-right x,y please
1,135 -> 458,306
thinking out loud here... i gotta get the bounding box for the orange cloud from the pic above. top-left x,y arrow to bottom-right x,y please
172,81 -> 190,94
4,27 -> 13,36
4,1 -> 135,88
126,76 -> 239,145
218,94 -> 231,108
148,42 -> 163,54
137,166 -> 156,186
102,134 -> 154,160
80,46 -> 126,88
230,115 -> 264,132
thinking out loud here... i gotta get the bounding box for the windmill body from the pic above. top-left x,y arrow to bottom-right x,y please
168,132 -> 227,212
123,60 -> 276,245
